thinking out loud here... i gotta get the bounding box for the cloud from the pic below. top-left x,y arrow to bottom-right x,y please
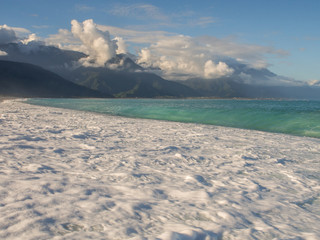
308,80 -> 320,87
97,25 -> 288,78
110,4 -> 168,21
70,19 -> 118,67
20,33 -> 40,44
196,36 -> 288,68
0,50 -> 7,56
138,48 -> 151,64
1,20 -> 290,83
46,29 -> 81,49
0,24 -> 32,45
108,3 -> 216,30
32,25 -> 50,29
75,4 -> 95,12
8,20 -> 287,82
204,60 -> 234,78
47,20 -> 130,67
9,27 -> 30,35
135,34 -> 284,79
0,25 -> 18,44
190,17 -> 216,27
114,37 -> 127,54
97,24 -> 175,44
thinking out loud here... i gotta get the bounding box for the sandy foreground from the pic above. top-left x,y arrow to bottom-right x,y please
0,100 -> 319,240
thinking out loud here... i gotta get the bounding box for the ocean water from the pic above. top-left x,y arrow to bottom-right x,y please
27,98 -> 320,138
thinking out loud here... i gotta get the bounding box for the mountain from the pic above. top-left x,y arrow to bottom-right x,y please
180,78 -> 320,100
1,42 -> 319,99
0,60 -> 111,98
66,66 -> 199,98
0,44 -> 199,98
106,54 -> 143,72
0,43 -> 85,72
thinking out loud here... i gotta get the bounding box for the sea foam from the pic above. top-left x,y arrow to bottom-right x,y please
0,100 -> 319,239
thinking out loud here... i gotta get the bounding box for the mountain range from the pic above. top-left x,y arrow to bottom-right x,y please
0,60 -> 109,98
0,43 -> 319,99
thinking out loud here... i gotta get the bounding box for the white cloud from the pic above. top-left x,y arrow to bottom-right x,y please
0,25 -> 18,44
134,35 -> 238,79
20,33 -> 40,44
204,60 -> 234,79
196,36 -> 288,68
46,29 -> 81,50
308,79 -> 320,87
71,19 -> 118,67
97,24 -> 174,44
9,27 -> 30,35
137,48 -> 151,64
114,37 -> 127,54
2,20 -> 289,82
0,24 -> 35,46
94,24 -> 288,79
32,25 -> 50,29
0,50 -> 8,56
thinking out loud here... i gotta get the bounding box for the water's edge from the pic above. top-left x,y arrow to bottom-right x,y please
26,98 -> 320,139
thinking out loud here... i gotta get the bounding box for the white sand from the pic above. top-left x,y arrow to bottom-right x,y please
0,100 -> 320,240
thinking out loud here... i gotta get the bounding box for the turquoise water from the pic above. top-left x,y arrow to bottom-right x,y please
27,98 -> 320,138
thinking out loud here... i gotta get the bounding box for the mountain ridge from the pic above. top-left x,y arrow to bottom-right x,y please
1,43 -> 320,100
0,60 -> 111,98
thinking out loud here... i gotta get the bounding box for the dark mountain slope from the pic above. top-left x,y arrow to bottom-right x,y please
0,60 -> 111,98
68,67 -> 200,98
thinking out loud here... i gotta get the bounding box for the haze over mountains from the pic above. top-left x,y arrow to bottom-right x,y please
0,20 -> 319,99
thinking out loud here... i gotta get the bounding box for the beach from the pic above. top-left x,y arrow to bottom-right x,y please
0,99 -> 319,239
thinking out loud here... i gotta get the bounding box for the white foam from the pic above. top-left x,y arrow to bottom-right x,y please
0,100 -> 319,239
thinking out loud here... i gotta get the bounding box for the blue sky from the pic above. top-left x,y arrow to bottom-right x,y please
0,0 -> 319,82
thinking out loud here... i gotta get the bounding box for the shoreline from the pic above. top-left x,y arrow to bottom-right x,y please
25,98 -> 320,140
0,96 -> 17,103
1,100 -> 319,239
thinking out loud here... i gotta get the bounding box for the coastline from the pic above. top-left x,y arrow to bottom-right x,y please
0,100 -> 319,239
0,96 -> 17,103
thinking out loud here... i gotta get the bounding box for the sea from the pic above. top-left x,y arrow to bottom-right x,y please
27,98 -> 320,139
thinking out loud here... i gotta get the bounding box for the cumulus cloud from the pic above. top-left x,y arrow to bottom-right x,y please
204,60 -> 234,79
138,48 -> 152,64
46,20 -> 129,67
20,33 -> 40,44
96,25 -> 287,69
0,50 -> 8,56
136,35 -> 236,79
47,21 -> 286,78
0,25 -> 45,55
0,25 -> 18,44
71,19 -> 118,67
0,24 -> 42,48
308,80 -> 320,87
132,33 -> 290,80
1,20 -> 290,83
114,37 -> 127,54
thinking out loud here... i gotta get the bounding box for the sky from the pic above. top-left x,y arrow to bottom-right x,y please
0,0 -> 319,83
